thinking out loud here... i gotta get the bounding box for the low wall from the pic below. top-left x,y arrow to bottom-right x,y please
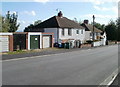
93,41 -> 101,47
81,44 -> 92,48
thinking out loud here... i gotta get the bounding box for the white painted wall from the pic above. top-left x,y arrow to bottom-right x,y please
101,32 -> 107,45
59,28 -> 85,43
0,33 -> 13,35
28,32 -> 42,50
93,41 -> 101,47
44,28 -> 85,43
85,31 -> 92,41
85,32 -> 101,41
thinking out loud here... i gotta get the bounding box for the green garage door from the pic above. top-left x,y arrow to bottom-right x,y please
30,35 -> 40,49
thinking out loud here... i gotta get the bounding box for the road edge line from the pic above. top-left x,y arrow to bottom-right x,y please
98,68 -> 119,87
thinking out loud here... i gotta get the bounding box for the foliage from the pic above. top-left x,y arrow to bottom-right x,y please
0,15 -> 2,32
73,18 -> 82,25
24,20 -> 42,32
91,22 -> 105,31
116,17 -> 120,41
105,20 -> 117,41
34,20 -> 42,26
86,40 -> 93,44
2,11 -> 20,32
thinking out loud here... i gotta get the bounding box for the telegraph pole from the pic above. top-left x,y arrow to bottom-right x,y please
93,15 -> 95,42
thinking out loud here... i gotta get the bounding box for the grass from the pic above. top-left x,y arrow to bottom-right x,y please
2,47 -> 64,55
7,50 -> 29,55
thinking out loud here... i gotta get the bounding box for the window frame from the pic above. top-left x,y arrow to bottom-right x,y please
61,28 -> 65,36
81,29 -> 84,34
68,28 -> 72,36
76,29 -> 79,34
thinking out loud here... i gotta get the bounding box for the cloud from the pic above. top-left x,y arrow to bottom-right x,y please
34,0 -> 49,3
80,13 -> 117,25
20,10 -> 36,16
17,20 -> 34,32
84,14 -> 117,19
93,5 -> 118,14
31,11 -> 36,16
89,0 -> 105,5
93,6 -> 109,11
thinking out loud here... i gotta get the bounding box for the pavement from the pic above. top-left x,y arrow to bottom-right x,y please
2,45 -> 118,85
2,45 -> 114,60
2,47 -> 92,60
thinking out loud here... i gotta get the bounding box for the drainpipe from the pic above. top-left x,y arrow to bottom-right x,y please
57,28 -> 59,43
93,15 -> 95,42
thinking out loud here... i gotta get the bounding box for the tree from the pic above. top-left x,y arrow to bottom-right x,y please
0,15 -> 3,32
24,20 -> 42,32
105,20 -> 117,41
2,11 -> 20,32
116,17 -> 120,41
91,22 -> 105,31
34,20 -> 42,26
2,16 -> 10,32
73,18 -> 82,25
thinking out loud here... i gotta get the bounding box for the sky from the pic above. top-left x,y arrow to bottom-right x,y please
1,0 -> 119,32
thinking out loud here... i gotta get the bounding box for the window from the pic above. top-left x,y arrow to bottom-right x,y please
62,28 -> 65,36
81,30 -> 83,34
76,29 -> 79,34
68,28 -> 72,36
90,33 -> 92,36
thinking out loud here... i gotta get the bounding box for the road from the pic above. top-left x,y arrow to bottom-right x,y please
2,45 -> 118,85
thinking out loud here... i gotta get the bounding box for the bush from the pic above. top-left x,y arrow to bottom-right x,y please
86,40 -> 93,44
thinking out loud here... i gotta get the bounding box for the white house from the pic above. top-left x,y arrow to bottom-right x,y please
25,11 -> 85,44
100,32 -> 107,45
81,20 -> 107,46
81,20 -> 103,41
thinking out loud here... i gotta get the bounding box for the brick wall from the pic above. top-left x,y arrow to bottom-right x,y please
9,35 -> 13,51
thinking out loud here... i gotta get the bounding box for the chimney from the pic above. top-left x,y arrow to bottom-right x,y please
58,11 -> 63,17
84,20 -> 89,24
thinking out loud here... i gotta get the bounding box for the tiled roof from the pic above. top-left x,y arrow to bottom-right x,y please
81,23 -> 102,33
35,16 -> 84,29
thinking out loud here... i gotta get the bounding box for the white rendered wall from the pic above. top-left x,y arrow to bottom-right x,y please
85,31 -> 91,41
59,28 -> 85,43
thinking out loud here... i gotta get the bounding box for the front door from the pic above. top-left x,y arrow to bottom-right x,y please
30,35 -> 40,49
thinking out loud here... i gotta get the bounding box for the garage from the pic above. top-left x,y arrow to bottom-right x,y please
30,35 -> 40,49
0,33 -> 13,52
13,33 -> 26,50
43,36 -> 51,48
0,36 -> 9,52
27,32 -> 53,50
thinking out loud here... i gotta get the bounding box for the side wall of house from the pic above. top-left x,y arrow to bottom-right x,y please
85,31 -> 91,41
59,28 -> 85,43
44,28 -> 58,43
85,32 -> 101,41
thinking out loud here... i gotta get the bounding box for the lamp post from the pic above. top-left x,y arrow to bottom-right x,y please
93,15 -> 95,42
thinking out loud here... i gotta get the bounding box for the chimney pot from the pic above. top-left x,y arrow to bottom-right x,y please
84,20 -> 89,24
58,11 -> 63,17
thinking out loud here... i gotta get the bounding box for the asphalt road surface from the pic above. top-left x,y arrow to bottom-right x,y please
2,45 -> 118,85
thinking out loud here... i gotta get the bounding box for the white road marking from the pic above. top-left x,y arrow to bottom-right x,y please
98,68 -> 119,87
